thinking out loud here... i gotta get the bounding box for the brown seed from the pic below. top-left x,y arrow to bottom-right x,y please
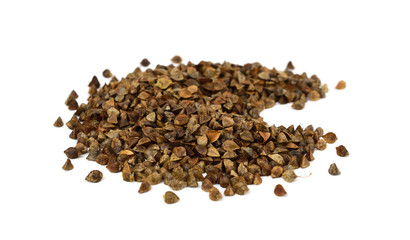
206,130 -> 221,143
224,184 -> 235,196
336,145 -> 349,157
286,61 -> 295,70
282,169 -> 297,183
85,170 -> 103,183
197,135 -> 208,146
171,55 -> 182,64
64,147 -> 81,159
233,181 -> 249,195
65,90 -> 78,106
62,159 -> 74,170
163,191 -> 179,204
277,132 -> 288,143
207,145 -> 220,157
335,80 -> 346,90
221,116 -> 234,127
201,178 -> 213,192
271,166 -> 284,178
174,114 -> 189,125
328,163 -> 341,175
156,77 -> 173,89
308,90 -> 321,101
323,132 -> 338,144
222,140 -> 240,151
269,154 -> 285,166
316,139 -> 327,150
253,173 -> 262,185
179,88 -> 193,98
53,117 -> 64,127
138,181 -> 151,193
147,172 -> 162,185
102,69 -> 113,78
259,132 -> 271,142
274,184 -> 287,196
140,58 -> 150,67
122,161 -> 134,182
187,173 -> 198,187
300,156 -> 310,168
209,187 -> 223,201
88,76 -> 100,88
168,179 -> 187,191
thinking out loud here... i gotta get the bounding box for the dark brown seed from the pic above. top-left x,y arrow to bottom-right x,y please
274,184 -> 287,196
286,61 -> 295,70
336,145 -> 349,157
138,181 -> 151,193
171,55 -> 182,64
53,117 -> 64,127
102,69 -> 112,78
85,170 -> 103,183
62,159 -> 74,170
64,147 -> 81,159
323,132 -> 338,144
224,184 -> 235,196
65,90 -> 78,106
335,80 -> 346,90
88,76 -> 100,88
140,58 -> 150,67
163,191 -> 179,204
328,163 -> 341,175
282,169 -> 297,183
209,187 -> 223,201
201,178 -> 213,192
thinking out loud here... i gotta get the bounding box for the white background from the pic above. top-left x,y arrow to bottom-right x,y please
1,0 -> 409,239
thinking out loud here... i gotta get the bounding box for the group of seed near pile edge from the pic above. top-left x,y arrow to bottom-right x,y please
54,56 -> 349,203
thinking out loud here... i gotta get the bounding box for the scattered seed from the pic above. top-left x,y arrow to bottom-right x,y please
274,184 -> 287,196
282,169 -> 297,183
336,145 -> 349,157
85,170 -> 103,183
323,132 -> 338,143
171,55 -> 182,64
328,163 -> 341,175
62,159 -> 74,170
335,80 -> 346,90
54,117 -> 64,127
163,191 -> 180,204
102,69 -> 112,78
140,58 -> 150,67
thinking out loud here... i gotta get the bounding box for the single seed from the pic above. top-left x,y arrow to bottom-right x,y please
171,55 -> 182,64
102,69 -> 113,78
328,163 -> 341,175
140,58 -> 150,67
271,166 -> 284,178
308,90 -> 321,101
336,145 -> 349,157
209,187 -> 223,201
201,178 -> 213,192
274,184 -> 287,196
163,191 -> 179,204
138,181 -> 151,193
253,173 -> 262,185
85,170 -> 103,183
224,184 -> 235,196
335,80 -> 346,90
323,132 -> 338,144
62,159 -> 74,170
64,147 -> 81,159
54,117 -> 64,127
